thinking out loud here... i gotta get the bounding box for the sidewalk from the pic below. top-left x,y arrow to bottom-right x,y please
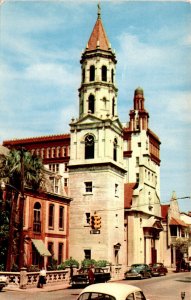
4,282 -> 70,292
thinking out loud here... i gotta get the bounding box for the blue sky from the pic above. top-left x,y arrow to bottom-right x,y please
0,0 -> 191,212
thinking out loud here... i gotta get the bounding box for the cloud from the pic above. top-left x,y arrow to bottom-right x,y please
25,63 -> 80,89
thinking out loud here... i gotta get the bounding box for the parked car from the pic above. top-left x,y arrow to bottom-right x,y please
124,264 -> 152,279
149,263 -> 168,276
71,267 -> 111,287
77,282 -> 149,300
0,275 -> 8,292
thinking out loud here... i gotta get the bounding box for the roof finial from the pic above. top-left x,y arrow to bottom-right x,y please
97,2 -> 101,19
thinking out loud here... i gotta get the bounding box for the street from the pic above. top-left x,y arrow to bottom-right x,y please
0,272 -> 190,300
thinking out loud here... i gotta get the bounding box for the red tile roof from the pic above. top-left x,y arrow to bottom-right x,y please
169,217 -> 188,227
124,183 -> 137,209
87,17 -> 110,51
3,133 -> 70,146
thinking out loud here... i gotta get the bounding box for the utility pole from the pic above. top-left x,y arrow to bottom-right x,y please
18,147 -> 25,269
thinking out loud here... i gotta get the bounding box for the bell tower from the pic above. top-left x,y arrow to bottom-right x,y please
69,5 -> 126,266
79,3 -> 118,120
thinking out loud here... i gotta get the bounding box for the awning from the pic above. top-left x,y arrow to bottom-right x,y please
32,239 -> 51,256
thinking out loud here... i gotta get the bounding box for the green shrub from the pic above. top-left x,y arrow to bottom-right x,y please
81,259 -> 96,268
96,260 -> 110,267
27,265 -> 40,272
58,257 -> 79,270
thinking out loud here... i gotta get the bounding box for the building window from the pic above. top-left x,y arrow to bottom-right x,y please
58,243 -> 63,265
57,147 -> 61,157
138,142 -> 141,147
47,242 -> 54,266
47,148 -> 51,158
170,226 -> 177,237
112,98 -> 115,117
52,148 -> 56,158
85,135 -> 94,159
89,65 -> 95,81
111,69 -> 114,83
115,184 -> 119,197
65,163 -> 68,172
88,94 -> 95,113
136,173 -> 139,183
59,206 -> 65,229
48,204 -> 54,228
33,202 -> 41,233
85,181 -> 93,193
64,178 -> 68,187
55,178 -> 59,193
85,213 -> 91,225
136,157 -> 139,167
35,149 -> 39,156
115,214 -> 119,228
49,163 -> 59,173
102,65 -> 107,81
64,147 -> 68,157
82,68 -> 85,82
113,138 -> 117,161
114,249 -> 119,265
41,148 -> 44,159
84,249 -> 91,260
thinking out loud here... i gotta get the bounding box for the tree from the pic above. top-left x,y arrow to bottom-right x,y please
0,148 -> 45,271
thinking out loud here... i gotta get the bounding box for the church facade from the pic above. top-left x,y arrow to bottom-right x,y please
3,6 -> 164,270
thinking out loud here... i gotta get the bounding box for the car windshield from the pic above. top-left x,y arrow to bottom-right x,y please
78,292 -> 116,300
152,263 -> 161,267
131,264 -> 145,271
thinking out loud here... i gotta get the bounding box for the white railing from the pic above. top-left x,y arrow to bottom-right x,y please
0,269 -> 69,289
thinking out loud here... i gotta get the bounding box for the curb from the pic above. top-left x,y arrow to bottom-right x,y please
4,283 -> 70,292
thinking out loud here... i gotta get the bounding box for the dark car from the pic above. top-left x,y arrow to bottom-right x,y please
124,264 -> 152,279
71,267 -> 111,287
149,263 -> 168,276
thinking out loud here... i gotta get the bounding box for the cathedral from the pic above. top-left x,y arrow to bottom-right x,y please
3,5 -> 165,271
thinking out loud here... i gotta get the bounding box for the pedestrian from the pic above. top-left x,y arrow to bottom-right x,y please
37,267 -> 46,288
88,266 -> 94,285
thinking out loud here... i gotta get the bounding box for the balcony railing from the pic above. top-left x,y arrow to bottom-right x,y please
33,222 -> 41,233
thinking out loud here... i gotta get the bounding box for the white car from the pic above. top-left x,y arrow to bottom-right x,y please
77,282 -> 149,300
0,275 -> 8,292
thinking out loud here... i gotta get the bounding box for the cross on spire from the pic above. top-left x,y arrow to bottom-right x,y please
97,2 -> 101,19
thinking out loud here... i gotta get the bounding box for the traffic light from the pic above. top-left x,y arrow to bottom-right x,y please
90,214 -> 101,229
93,214 -> 101,229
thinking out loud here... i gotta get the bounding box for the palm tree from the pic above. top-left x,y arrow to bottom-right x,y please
0,147 -> 45,270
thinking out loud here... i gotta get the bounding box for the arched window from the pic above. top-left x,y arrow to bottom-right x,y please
89,65 -> 95,81
88,94 -> 95,113
82,68 -> 85,82
111,69 -> 114,83
33,202 -> 41,233
102,65 -> 107,82
85,135 -> 94,159
112,98 -> 115,117
113,138 -> 117,161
